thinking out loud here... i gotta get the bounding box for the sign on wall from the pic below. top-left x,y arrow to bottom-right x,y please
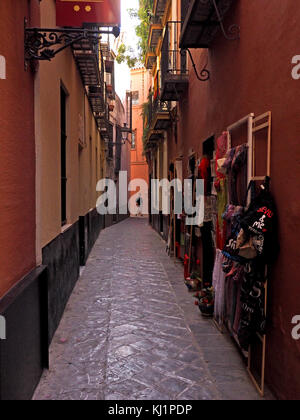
56,0 -> 121,27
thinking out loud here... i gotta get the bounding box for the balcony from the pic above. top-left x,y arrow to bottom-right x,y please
72,36 -> 114,137
142,91 -> 171,151
102,42 -> 114,74
153,0 -> 168,17
107,141 -> 114,160
180,0 -> 236,49
100,41 -> 110,62
86,40 -> 116,138
71,36 -> 101,86
142,94 -> 160,150
160,21 -> 189,102
96,100 -> 113,142
148,130 -> 164,145
148,18 -> 163,51
151,97 -> 171,131
145,50 -> 156,70
105,123 -> 114,160
88,85 -> 105,115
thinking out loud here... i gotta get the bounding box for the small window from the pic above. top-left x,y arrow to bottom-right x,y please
131,130 -> 136,149
132,91 -> 139,105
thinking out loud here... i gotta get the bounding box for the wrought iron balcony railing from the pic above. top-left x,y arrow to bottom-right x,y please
152,97 -> 172,131
107,122 -> 114,160
150,15 -> 162,25
180,0 -> 239,49
149,22 -> 163,51
142,91 -> 172,149
145,49 -> 157,70
160,21 -> 189,102
153,0 -> 168,18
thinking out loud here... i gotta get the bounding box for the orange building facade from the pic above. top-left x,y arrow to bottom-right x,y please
130,67 -> 151,190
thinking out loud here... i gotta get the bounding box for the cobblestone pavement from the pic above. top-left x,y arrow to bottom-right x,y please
34,218 -> 272,400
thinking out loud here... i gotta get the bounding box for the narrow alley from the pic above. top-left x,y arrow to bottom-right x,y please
34,218 -> 266,401
2,0 -> 300,403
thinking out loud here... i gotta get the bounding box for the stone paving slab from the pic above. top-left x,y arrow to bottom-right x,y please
33,218 -> 273,400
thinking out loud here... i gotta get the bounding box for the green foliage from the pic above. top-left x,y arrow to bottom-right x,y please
141,90 -> 153,152
116,0 -> 154,68
134,0 -> 154,63
116,43 -> 138,68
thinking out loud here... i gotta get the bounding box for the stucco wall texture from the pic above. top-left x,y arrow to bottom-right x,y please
0,1 -> 40,297
37,0 -> 103,249
130,103 -> 148,189
168,0 -> 300,400
130,68 -> 151,192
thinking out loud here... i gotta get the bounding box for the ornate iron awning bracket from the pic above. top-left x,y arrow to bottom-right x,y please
209,0 -> 240,41
25,20 -> 120,61
186,48 -> 210,82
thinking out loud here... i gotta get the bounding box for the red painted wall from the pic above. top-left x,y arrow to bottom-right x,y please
0,1 -> 39,297
169,0 -> 300,399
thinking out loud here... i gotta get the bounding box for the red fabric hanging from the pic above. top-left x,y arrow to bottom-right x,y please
198,157 -> 210,195
215,132 -> 229,179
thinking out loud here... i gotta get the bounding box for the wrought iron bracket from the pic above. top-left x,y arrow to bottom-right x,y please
210,0 -> 240,41
168,105 -> 179,124
185,48 -> 210,82
25,22 -> 120,61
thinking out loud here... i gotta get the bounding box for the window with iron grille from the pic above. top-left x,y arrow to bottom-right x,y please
131,130 -> 136,149
132,91 -> 139,105
115,126 -> 122,174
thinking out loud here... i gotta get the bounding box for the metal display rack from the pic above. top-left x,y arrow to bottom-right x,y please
212,111 -> 272,397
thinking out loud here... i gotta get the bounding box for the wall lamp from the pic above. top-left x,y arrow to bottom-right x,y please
121,123 -> 132,145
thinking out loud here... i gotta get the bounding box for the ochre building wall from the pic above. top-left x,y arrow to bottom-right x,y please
37,0 -> 103,249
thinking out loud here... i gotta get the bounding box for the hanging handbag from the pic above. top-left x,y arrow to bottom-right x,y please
239,177 -> 279,263
236,229 -> 258,259
222,181 -> 256,263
